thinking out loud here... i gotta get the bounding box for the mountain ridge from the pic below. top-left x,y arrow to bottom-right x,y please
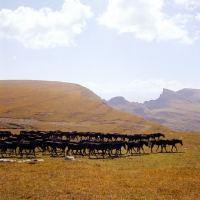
107,88 -> 200,132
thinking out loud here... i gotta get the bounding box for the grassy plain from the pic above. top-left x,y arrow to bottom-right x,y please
0,132 -> 200,200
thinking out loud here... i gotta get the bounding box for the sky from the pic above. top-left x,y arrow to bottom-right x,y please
0,0 -> 200,103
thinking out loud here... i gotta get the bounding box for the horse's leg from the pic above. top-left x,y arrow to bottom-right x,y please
109,149 -> 112,157
163,145 -> 167,152
42,145 -> 47,155
33,148 -> 36,157
66,147 -> 70,156
174,145 -> 178,152
132,147 -> 138,153
61,148 -> 65,156
126,146 -> 129,154
102,149 -> 106,158
27,149 -> 32,157
19,148 -> 22,157
120,148 -> 122,155
137,147 -> 141,153
94,149 -> 98,157
160,144 -> 164,152
80,148 -> 84,156
13,148 -> 17,156
156,144 -> 160,152
141,146 -> 145,154
47,146 -> 52,153
51,147 -> 55,156
171,145 -> 174,152
82,148 -> 86,156
88,149 -> 91,158
150,144 -> 154,153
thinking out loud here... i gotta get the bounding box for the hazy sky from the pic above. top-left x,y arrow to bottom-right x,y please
1,0 -> 200,103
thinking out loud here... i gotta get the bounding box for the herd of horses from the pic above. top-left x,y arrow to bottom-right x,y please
0,130 -> 183,158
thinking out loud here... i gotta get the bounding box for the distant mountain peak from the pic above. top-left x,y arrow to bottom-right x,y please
159,88 -> 180,100
107,96 -> 128,105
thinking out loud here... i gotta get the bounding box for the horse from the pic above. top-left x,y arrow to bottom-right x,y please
151,133 -> 165,140
126,141 -> 149,154
111,141 -> 126,155
66,142 -> 88,156
47,140 -> 69,156
150,139 -> 183,153
149,139 -> 165,153
87,142 -> 112,158
161,139 -> 183,152
0,142 -> 7,157
4,141 -> 19,156
18,141 -> 38,157
0,131 -> 13,139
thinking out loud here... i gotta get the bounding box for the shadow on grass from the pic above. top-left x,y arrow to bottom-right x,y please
0,154 -> 42,159
151,151 -> 185,154
127,153 -> 151,157
163,151 -> 185,154
88,153 -> 151,159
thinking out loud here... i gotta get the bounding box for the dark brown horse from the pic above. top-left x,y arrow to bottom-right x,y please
87,142 -> 112,158
150,139 -> 183,153
126,141 -> 149,154
150,133 -> 165,140
161,139 -> 183,152
149,139 -> 165,153
111,141 -> 126,155
0,142 -> 7,157
66,142 -> 88,156
18,142 -> 38,157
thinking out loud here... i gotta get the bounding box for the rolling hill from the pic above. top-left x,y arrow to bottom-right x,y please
0,80 -> 172,134
107,88 -> 200,132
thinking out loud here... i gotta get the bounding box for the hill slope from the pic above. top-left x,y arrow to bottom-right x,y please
107,88 -> 200,132
0,80 -> 172,133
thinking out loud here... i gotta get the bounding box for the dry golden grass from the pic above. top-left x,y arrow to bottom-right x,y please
0,132 -> 200,200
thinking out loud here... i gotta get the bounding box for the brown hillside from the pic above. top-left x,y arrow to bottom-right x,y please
0,80 -> 172,134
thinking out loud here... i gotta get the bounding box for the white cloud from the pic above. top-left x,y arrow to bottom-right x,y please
97,0 -> 192,44
194,13 -> 200,40
196,13 -> 200,21
174,0 -> 200,10
0,0 -> 93,49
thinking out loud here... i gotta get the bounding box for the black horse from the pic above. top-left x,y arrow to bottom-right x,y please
66,142 -> 88,156
87,142 -> 112,158
126,141 -> 149,154
0,142 -> 7,157
150,139 -> 183,153
18,142 -> 38,157
150,133 -> 165,140
149,139 -> 165,153
111,141 -> 126,155
45,140 -> 69,156
4,141 -> 19,156
161,139 -> 183,152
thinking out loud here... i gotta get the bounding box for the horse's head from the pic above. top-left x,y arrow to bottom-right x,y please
161,133 -> 165,138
